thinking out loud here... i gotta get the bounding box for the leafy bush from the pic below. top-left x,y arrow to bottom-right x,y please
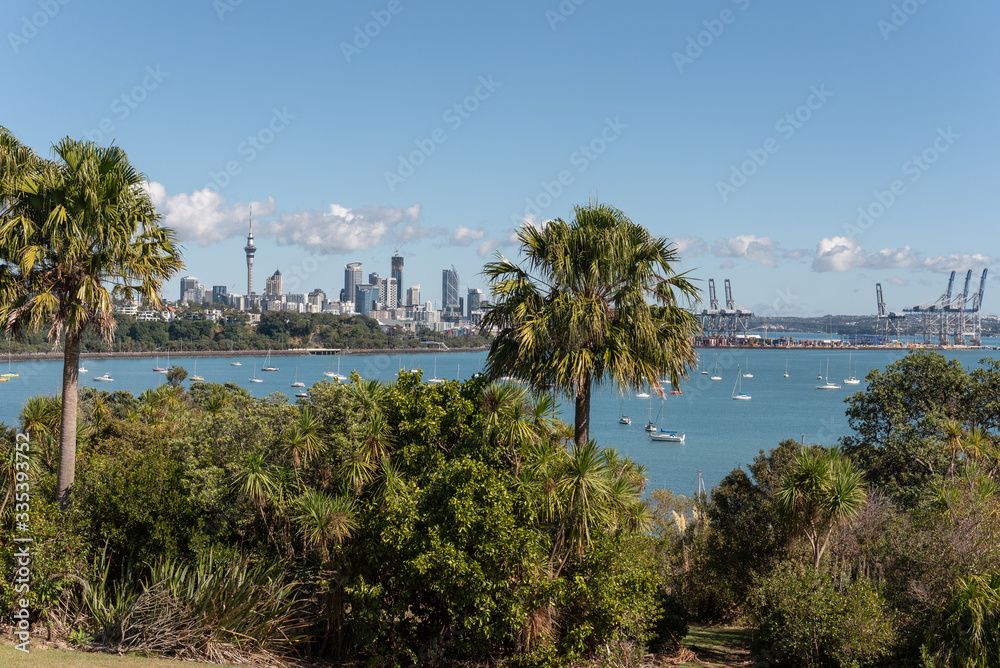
924,571 -> 1000,668
749,561 -> 895,667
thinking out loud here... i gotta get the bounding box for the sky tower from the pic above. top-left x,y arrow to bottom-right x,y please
244,207 -> 256,295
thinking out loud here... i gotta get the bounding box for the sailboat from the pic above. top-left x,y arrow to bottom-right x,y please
190,360 -> 205,382
742,358 -> 753,378
290,366 -> 305,388
249,365 -> 263,383
644,394 -> 656,432
618,397 -> 631,425
261,349 -> 278,372
3,345 -> 19,378
816,359 -> 841,389
78,362 -> 88,373
732,365 -> 751,400
843,352 -> 861,385
783,360 -> 789,378
711,354 -> 722,381
649,398 -> 685,442
428,357 -> 445,384
152,354 -> 166,373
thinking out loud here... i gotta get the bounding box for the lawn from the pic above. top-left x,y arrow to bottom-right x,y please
675,625 -> 752,667
0,645 -> 222,667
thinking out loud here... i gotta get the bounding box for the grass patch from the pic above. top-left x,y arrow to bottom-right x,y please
0,645 -> 222,667
675,625 -> 751,667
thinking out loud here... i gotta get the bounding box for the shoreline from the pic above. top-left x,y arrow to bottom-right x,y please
2,346 -> 491,362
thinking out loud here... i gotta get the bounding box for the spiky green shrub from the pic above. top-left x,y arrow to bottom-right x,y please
925,571 -> 1000,668
79,551 -> 306,663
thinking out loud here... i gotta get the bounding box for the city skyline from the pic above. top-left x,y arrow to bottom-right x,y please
3,2 -> 997,316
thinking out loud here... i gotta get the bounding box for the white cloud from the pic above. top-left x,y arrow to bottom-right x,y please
476,229 -> 521,258
708,234 -> 780,267
450,225 -> 487,246
269,203 -> 425,254
672,236 -> 703,255
146,181 -> 433,254
812,237 -> 992,273
887,277 -> 908,287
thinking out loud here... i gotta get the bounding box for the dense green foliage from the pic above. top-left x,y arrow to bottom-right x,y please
647,351 -> 1000,666
0,372 -> 664,664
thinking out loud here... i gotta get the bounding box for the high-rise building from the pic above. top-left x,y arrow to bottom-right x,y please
442,267 -> 459,310
355,284 -> 378,317
180,276 -> 198,302
244,209 -> 256,295
307,288 -> 326,309
406,285 -> 420,308
467,288 -> 483,319
212,285 -> 229,305
375,276 -> 397,311
344,262 -> 362,305
391,252 -> 404,307
442,267 -> 461,321
265,269 -> 283,296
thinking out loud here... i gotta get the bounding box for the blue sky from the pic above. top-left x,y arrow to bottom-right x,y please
2,0 -> 997,316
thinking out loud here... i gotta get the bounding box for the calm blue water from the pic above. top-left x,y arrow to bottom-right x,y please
2,339 -> 998,496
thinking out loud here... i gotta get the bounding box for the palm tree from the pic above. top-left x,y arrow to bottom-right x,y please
292,489 -> 357,562
480,202 -> 700,447
776,447 -> 867,569
0,132 -> 183,508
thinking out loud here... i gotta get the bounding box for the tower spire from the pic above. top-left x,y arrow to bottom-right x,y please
244,203 -> 257,295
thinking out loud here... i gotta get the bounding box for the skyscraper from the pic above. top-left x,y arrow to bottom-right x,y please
391,252 -> 404,307
406,285 -> 420,308
467,288 -> 483,319
441,267 -> 459,310
244,209 -> 256,295
180,276 -> 199,302
355,284 -> 377,317
265,269 -> 283,296
344,262 -> 362,305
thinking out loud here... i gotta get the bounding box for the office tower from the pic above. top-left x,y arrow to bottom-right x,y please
376,277 -> 397,311
244,210 -> 256,295
355,284 -> 377,317
442,267 -> 459,310
307,288 -> 326,309
467,288 -> 483,319
265,268 -> 283,296
344,262 -> 362,304
212,285 -> 229,305
406,285 -> 420,308
180,276 -> 198,302
391,252 -> 404,307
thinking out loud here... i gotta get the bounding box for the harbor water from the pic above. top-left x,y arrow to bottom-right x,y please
2,339 -> 997,497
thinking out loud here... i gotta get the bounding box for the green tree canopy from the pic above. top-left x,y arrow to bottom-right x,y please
480,202 -> 700,447
0,129 -> 183,507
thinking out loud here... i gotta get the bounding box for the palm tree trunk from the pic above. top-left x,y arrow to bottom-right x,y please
574,383 -> 591,448
57,331 -> 80,510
